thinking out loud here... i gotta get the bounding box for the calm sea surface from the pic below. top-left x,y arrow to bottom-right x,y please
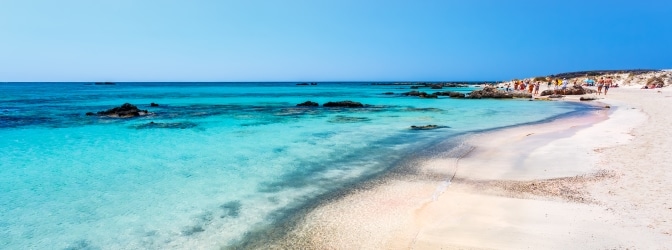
0,82 -> 594,249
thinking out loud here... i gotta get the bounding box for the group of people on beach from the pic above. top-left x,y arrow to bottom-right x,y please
595,76 -> 614,95
505,80 -> 541,95
504,76 -> 616,96
505,78 -> 570,96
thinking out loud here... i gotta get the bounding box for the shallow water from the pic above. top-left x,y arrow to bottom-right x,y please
0,82 -> 595,249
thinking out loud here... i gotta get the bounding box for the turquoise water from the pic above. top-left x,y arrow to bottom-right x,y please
1,82 -> 592,249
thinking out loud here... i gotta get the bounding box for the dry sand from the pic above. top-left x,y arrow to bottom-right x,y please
271,87 -> 672,249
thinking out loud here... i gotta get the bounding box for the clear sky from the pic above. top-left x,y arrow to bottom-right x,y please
1,0 -> 670,82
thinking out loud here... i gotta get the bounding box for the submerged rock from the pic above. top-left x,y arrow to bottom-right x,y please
410,125 -> 449,130
93,103 -> 149,118
329,115 -> 372,123
134,121 -> 198,129
434,91 -> 466,98
150,102 -> 160,107
296,101 -> 319,107
323,101 -> 364,108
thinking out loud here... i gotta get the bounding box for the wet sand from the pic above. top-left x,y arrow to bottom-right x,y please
263,87 -> 672,249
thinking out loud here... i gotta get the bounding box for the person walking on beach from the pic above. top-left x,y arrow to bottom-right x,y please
528,81 -> 534,93
534,81 -> 540,95
604,77 -> 613,95
597,77 -> 604,95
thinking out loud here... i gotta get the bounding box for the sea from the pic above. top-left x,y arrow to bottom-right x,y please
0,82 -> 596,249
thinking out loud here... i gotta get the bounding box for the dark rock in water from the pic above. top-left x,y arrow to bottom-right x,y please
448,92 -> 465,98
323,101 -> 364,108
402,91 -> 423,96
85,112 -> 95,116
382,92 -> 394,95
296,101 -> 319,107
402,91 -> 438,98
94,103 -> 149,118
296,83 -> 309,86
604,105 -> 611,109
419,93 -> 438,98
579,97 -> 596,101
135,121 -> 198,129
150,102 -> 160,107
94,82 -> 115,85
410,125 -> 449,130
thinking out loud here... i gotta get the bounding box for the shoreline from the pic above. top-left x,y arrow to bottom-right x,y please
265,87 -> 672,249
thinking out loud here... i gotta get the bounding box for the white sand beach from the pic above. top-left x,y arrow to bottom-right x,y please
276,86 -> 672,249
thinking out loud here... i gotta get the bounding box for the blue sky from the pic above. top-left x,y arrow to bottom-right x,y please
1,0 -> 670,81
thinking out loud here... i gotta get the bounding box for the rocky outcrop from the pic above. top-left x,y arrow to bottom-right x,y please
296,101 -> 319,107
540,85 -> 596,96
91,103 -> 149,118
323,101 -> 365,108
467,86 -> 532,99
150,102 -> 160,107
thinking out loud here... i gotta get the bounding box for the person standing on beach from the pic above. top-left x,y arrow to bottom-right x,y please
604,77 -> 613,95
597,77 -> 604,95
561,78 -> 568,94
553,79 -> 559,94
534,81 -> 540,95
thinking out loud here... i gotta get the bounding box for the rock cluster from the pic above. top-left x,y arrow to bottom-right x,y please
467,86 -> 532,99
322,101 -> 365,108
402,91 -> 438,98
540,85 -> 595,96
296,101 -> 319,107
401,91 -> 466,98
295,100 -> 366,107
87,103 -> 149,118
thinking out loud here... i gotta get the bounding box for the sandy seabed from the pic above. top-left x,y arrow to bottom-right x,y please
260,87 -> 672,250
